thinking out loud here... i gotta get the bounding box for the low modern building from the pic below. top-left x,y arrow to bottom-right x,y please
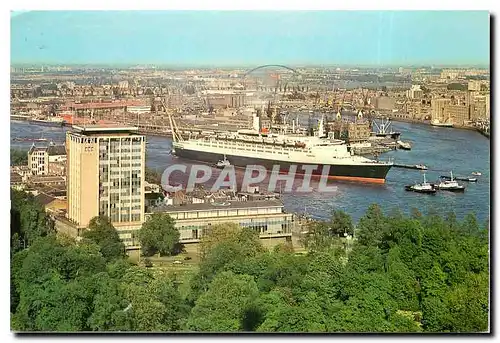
146,199 -> 294,246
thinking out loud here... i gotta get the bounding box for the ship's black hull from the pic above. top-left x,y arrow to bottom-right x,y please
173,147 -> 392,183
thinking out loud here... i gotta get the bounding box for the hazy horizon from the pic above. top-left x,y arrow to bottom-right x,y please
11,11 -> 490,66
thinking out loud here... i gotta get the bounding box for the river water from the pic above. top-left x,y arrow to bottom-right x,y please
11,120 -> 490,223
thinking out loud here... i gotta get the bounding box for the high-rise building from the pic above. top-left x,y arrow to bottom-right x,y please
66,125 -> 145,245
406,85 -> 423,99
431,98 -> 451,122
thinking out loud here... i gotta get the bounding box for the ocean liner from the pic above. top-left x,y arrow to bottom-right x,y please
168,112 -> 393,184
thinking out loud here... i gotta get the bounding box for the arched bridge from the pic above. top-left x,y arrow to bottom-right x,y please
243,64 -> 299,76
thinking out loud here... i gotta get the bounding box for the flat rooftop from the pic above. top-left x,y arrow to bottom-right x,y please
150,199 -> 284,214
71,124 -> 141,135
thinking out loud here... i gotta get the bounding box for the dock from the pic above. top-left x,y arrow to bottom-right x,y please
10,114 -> 30,121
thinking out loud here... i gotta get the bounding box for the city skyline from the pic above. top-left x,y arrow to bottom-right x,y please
11,11 -> 490,66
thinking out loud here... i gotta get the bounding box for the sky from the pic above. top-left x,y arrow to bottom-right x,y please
10,11 -> 490,66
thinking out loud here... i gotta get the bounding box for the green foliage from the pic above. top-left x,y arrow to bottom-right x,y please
301,221 -> 337,252
302,210 -> 354,252
82,216 -> 125,261
186,271 -> 260,332
145,167 -> 162,185
11,201 -> 489,333
331,210 -> 354,236
446,83 -> 468,91
356,204 -> 387,247
257,300 -> 327,332
199,222 -> 242,258
11,189 -> 55,253
10,149 -> 28,166
138,213 -> 180,257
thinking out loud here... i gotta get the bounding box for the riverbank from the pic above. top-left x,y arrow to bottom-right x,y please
384,116 -> 488,138
476,128 -> 490,139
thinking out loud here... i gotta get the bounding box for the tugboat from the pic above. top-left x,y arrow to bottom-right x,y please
441,175 -> 477,183
415,164 -> 428,170
397,140 -> 412,150
405,173 -> 437,194
216,155 -> 231,168
472,171 -> 482,176
435,171 -> 466,192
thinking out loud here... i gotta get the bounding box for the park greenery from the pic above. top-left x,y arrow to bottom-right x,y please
145,167 -> 162,185
138,213 -> 181,256
10,148 -> 28,166
11,189 -> 489,333
446,83 -> 468,91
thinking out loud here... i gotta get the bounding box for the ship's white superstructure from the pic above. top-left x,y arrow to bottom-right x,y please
167,110 -> 394,183
172,114 -> 390,167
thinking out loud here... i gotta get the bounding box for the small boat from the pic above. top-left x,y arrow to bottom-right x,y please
431,118 -> 453,128
472,171 -> 482,176
405,173 -> 437,194
33,132 -> 47,142
435,172 -> 465,192
397,140 -> 412,150
216,155 -> 231,168
415,164 -> 428,170
441,175 -> 477,183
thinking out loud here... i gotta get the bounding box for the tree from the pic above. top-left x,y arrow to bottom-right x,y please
87,273 -> 131,331
330,210 -> 354,237
199,223 -> 241,259
82,216 -> 125,261
199,227 -> 264,280
257,301 -> 327,332
186,271 -> 260,332
145,167 -> 162,185
11,236 -> 107,331
113,267 -> 188,331
301,221 -> 337,253
10,201 -> 490,333
11,189 -> 55,251
356,204 -> 387,247
10,149 -> 28,166
138,213 -> 180,257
